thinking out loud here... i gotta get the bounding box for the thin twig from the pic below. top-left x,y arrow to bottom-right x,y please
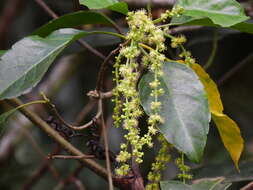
204,30 -> 218,70
50,155 -> 95,160
34,0 -> 108,61
53,165 -> 85,190
218,53 -> 253,86
6,98 -> 109,182
0,0 -> 25,48
20,145 -> 62,190
96,48 -> 121,91
41,93 -> 101,130
96,41 -> 129,91
100,98 -> 114,190
72,0 -> 81,11
241,181 -> 253,190
71,178 -> 86,190
75,100 -> 96,125
169,26 -> 203,35
34,0 -> 58,19
21,128 -> 60,178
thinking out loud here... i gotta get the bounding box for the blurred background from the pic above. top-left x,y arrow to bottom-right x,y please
0,0 -> 253,189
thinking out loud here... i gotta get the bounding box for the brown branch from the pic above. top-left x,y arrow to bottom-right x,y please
75,100 -> 96,125
6,98 -> 109,182
71,178 -> 86,190
100,98 -> 114,190
50,155 -> 95,160
42,95 -> 101,130
96,41 -> 129,91
241,181 -> 253,190
124,0 -> 175,8
20,145 -> 62,190
72,0 -> 81,11
0,0 -> 25,48
53,165 -> 85,190
169,26 -> 203,35
34,0 -> 107,61
218,53 -> 253,86
21,127 -> 60,179
34,0 -> 58,19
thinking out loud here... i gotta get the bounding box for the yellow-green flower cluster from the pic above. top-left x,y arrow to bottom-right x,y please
112,55 -> 123,128
171,35 -> 187,48
146,135 -> 171,190
179,50 -> 196,65
160,5 -> 185,22
175,154 -> 192,182
113,10 -> 169,176
127,10 -> 166,51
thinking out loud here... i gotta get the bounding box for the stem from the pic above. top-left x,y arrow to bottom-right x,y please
91,31 -> 126,40
147,0 -> 152,18
100,98 -> 114,190
40,92 -> 100,130
6,98 -> 109,182
14,100 -> 47,110
204,31 -> 218,70
181,153 -> 186,184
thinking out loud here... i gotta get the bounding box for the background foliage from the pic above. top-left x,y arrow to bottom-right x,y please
0,0 -> 253,189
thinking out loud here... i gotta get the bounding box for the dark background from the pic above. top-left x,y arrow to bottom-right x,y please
0,0 -> 253,189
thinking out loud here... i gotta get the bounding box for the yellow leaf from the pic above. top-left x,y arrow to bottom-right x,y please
212,113 -> 244,170
191,63 -> 223,114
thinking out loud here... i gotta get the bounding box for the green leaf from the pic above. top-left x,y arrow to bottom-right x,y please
0,50 -> 6,57
171,16 -> 253,35
160,180 -> 190,190
193,161 -> 253,183
176,0 -> 249,27
107,2 -> 128,15
160,179 -> 231,190
33,11 -> 117,37
0,109 -> 18,126
139,62 -> 210,162
0,28 -> 122,100
79,0 -> 128,15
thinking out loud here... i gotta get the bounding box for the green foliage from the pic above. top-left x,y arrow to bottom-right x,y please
0,109 -> 18,126
160,179 -> 231,190
0,0 -> 250,188
171,16 -> 253,35
139,62 -> 210,162
0,50 -> 6,57
33,11 -> 118,37
176,0 -> 249,27
193,161 -> 253,183
0,29 -> 122,100
79,0 -> 128,15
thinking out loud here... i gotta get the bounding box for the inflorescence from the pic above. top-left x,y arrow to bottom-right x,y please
112,6 -> 192,189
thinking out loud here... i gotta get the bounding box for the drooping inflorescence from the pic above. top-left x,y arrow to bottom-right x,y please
112,6 -> 192,188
